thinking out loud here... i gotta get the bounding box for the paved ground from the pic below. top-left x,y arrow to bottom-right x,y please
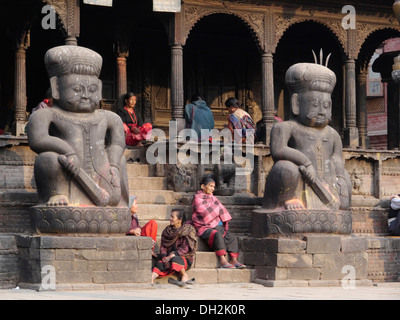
1,282 -> 400,300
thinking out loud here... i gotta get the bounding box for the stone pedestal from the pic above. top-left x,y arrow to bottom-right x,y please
240,235 -> 372,287
251,209 -> 352,237
0,236 -> 19,289
30,206 -> 131,234
17,235 -> 153,291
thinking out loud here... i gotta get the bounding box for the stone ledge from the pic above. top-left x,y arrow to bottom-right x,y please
254,278 -> 373,288
17,235 -> 153,290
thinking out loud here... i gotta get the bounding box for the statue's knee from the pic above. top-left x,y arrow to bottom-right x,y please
273,161 -> 300,180
35,152 -> 62,172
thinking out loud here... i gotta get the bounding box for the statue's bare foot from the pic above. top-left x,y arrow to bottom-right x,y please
46,195 -> 69,206
285,199 -> 305,210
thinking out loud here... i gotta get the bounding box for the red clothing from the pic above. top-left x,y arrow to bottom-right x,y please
191,190 -> 232,237
118,107 -> 152,146
123,122 -> 152,146
127,214 -> 157,242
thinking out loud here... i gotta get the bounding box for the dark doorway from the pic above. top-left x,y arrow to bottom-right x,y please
184,13 -> 261,128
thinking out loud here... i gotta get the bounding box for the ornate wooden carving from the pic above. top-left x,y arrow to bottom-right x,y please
182,2 -> 265,50
44,0 -> 80,40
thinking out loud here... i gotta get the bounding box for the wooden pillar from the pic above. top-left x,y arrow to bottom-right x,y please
261,51 -> 275,146
343,58 -> 359,148
357,67 -> 369,149
116,52 -> 128,112
386,79 -> 400,149
13,43 -> 29,136
171,44 -> 185,132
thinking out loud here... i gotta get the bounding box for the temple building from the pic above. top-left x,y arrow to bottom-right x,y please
0,0 -> 399,149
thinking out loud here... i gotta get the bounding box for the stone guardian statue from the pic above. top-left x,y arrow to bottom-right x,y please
252,61 -> 352,235
27,45 -> 130,234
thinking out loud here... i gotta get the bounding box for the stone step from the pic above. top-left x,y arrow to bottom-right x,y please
129,177 -> 167,191
137,204 -> 173,221
132,190 -> 175,205
126,163 -> 156,178
153,268 -> 255,285
0,190 -> 38,203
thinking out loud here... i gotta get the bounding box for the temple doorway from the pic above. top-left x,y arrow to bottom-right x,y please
184,13 -> 261,129
274,21 -> 345,134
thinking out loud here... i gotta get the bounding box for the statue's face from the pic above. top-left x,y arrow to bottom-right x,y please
297,91 -> 332,128
56,74 -> 102,113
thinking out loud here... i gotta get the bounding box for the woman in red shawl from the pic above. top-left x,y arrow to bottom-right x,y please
152,209 -> 197,285
192,176 -> 245,269
117,92 -> 152,147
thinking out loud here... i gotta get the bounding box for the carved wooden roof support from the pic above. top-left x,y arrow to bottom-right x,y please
44,0 -> 80,45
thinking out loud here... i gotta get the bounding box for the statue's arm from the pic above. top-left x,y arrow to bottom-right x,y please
105,112 -> 126,167
27,110 -> 75,155
331,129 -> 346,178
270,122 -> 312,167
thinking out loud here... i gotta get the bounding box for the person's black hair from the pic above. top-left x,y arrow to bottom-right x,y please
171,208 -> 187,224
200,174 -> 215,187
124,92 -> 136,101
191,93 -> 203,103
225,97 -> 239,108
44,88 -> 52,99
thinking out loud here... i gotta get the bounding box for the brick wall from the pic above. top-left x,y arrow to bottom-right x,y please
367,238 -> 400,282
351,207 -> 390,236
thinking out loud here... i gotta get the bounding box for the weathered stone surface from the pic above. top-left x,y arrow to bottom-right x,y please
276,253 -> 313,268
240,237 -> 306,253
341,237 -> 368,253
305,235 -> 342,254
251,209 -> 352,237
17,235 -> 152,289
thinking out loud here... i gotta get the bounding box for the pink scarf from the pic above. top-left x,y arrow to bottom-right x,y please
191,190 -> 232,237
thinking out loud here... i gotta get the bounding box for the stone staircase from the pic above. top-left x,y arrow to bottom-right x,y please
127,161 -> 256,285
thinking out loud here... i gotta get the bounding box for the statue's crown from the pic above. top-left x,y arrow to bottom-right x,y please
285,63 -> 336,94
285,50 -> 336,94
44,45 -> 102,79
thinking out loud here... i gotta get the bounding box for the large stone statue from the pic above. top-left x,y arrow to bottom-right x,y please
252,61 -> 352,236
27,45 -> 130,234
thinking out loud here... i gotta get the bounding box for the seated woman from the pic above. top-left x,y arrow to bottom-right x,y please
152,209 -> 197,285
117,92 -> 152,147
192,175 -> 245,269
127,196 -> 158,256
388,194 -> 400,236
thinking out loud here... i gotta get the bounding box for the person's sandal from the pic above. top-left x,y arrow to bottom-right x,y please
234,263 -> 246,269
220,263 -> 235,269
186,278 -> 196,285
168,278 -> 186,287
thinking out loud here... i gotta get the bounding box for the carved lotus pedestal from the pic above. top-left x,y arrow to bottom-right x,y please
251,209 -> 352,237
30,206 -> 131,234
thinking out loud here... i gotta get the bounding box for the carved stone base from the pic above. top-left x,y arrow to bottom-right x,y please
30,206 -> 131,234
251,209 -> 352,237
